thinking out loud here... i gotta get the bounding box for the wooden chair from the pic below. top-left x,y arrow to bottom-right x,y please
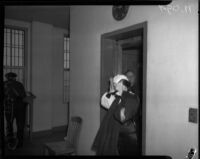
43,116 -> 82,156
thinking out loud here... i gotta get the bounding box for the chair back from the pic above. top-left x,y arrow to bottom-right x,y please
66,116 -> 82,149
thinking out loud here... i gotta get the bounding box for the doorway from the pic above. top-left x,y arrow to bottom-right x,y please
100,21 -> 147,155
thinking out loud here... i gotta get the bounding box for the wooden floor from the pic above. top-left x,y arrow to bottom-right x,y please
3,130 -> 66,156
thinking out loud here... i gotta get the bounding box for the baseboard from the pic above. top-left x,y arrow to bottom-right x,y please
31,125 -> 67,139
52,125 -> 67,133
31,129 -> 52,139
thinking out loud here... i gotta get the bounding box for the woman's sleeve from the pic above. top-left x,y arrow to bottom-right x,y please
101,92 -> 115,109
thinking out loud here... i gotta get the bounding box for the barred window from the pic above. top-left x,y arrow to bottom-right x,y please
3,27 -> 25,85
63,36 -> 70,103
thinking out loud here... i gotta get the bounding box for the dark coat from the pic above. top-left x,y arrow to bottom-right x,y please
114,92 -> 139,124
4,79 -> 27,109
92,91 -> 140,156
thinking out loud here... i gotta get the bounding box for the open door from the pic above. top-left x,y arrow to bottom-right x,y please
100,22 -> 147,155
113,41 -> 123,75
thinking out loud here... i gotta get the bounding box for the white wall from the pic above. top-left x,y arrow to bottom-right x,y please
70,1 -> 198,158
52,27 -> 69,127
31,21 -> 54,131
31,21 -> 68,131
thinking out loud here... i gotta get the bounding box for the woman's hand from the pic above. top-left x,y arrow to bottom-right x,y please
109,77 -> 115,93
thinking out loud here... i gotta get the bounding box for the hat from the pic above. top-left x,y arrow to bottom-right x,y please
113,74 -> 129,84
5,72 -> 17,78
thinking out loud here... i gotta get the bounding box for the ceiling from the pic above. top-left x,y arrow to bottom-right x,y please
5,6 -> 142,49
5,6 -> 70,30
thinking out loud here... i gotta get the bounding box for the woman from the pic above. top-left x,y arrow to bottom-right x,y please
92,74 -> 140,155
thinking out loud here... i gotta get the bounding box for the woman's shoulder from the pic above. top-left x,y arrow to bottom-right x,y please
122,92 -> 140,109
124,91 -> 140,102
125,91 -> 136,97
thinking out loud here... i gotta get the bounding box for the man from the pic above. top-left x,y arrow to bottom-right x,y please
112,74 -> 140,155
4,72 -> 27,150
125,70 -> 137,93
125,69 -> 142,155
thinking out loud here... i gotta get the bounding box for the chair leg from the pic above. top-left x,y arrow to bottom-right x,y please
43,146 -> 49,156
44,146 -> 56,156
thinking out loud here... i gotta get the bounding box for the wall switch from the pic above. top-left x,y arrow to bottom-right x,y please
189,108 -> 198,123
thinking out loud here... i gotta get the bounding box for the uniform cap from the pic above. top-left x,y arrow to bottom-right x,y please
5,72 -> 17,78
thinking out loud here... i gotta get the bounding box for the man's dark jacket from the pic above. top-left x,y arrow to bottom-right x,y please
4,79 -> 26,108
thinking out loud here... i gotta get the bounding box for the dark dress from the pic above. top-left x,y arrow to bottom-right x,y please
92,96 -> 122,155
92,91 -> 140,156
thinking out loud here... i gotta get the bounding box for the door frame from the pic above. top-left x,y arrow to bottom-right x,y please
100,21 -> 147,155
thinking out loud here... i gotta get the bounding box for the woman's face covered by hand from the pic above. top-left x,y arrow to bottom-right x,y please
114,80 -> 127,96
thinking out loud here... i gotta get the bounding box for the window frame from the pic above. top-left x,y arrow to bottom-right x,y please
3,25 -> 27,88
63,34 -> 70,104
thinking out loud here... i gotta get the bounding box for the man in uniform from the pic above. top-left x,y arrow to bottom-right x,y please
4,72 -> 27,150
125,70 -> 142,155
